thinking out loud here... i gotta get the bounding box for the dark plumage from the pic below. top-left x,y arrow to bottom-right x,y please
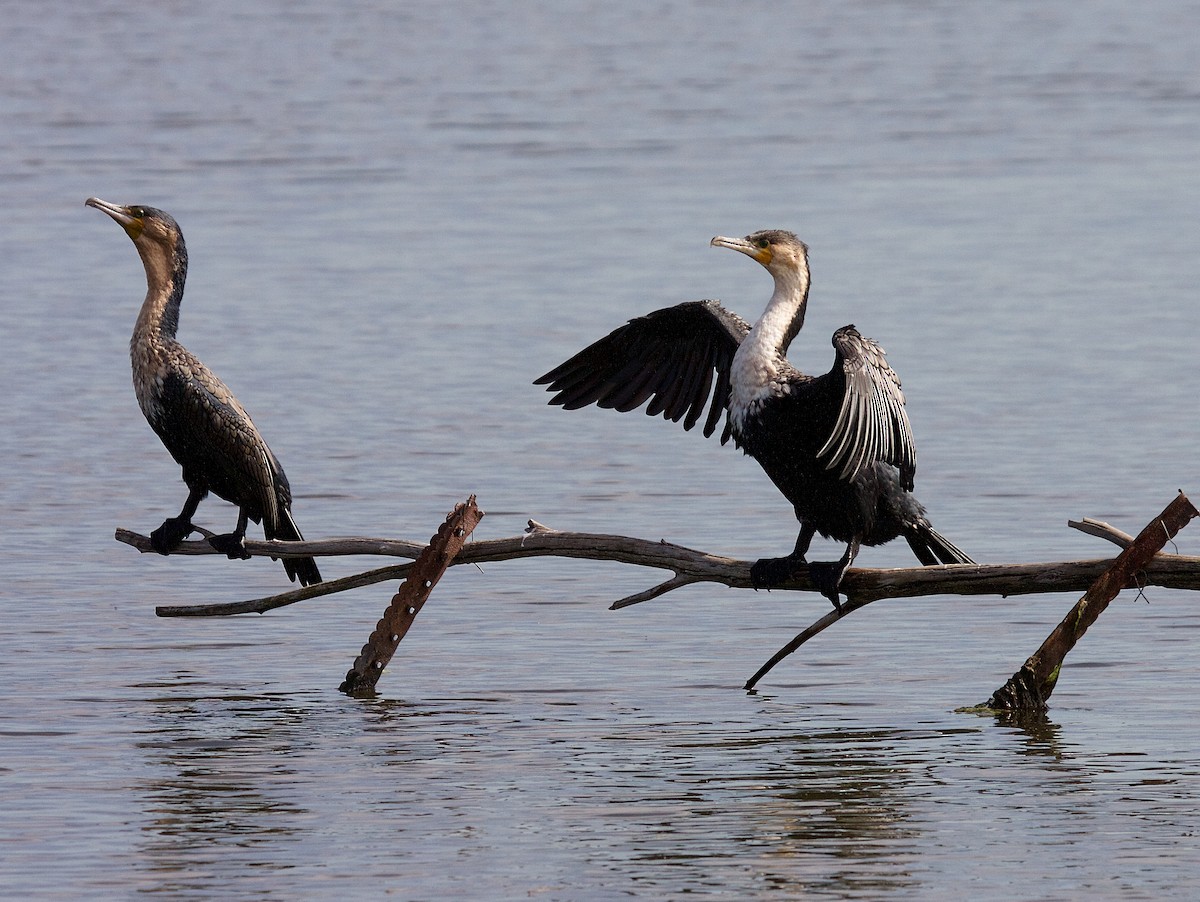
86,197 -> 321,586
535,229 -> 971,608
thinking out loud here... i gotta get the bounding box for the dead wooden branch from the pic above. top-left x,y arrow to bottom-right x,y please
747,494 -> 1200,691
129,520 -> 1200,618
339,496 -> 483,696
120,493 -> 1200,696
743,598 -> 868,692
984,492 -> 1199,712
131,524 -> 751,616
115,527 -> 429,560
1067,517 -> 1135,548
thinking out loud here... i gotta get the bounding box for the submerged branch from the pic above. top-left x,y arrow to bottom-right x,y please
985,492 -> 1200,711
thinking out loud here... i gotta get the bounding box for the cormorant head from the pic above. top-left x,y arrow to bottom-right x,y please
710,229 -> 809,275
87,197 -> 187,291
86,197 -> 181,247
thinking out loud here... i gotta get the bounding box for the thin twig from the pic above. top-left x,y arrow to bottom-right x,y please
611,575 -> 701,609
1067,518 -> 1134,548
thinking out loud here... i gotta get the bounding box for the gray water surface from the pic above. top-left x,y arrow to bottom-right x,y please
3,1 -> 1199,898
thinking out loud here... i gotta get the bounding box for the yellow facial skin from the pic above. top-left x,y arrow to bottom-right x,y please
711,234 -> 773,266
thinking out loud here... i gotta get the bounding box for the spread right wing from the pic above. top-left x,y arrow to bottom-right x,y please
815,324 -> 917,491
534,300 -> 749,443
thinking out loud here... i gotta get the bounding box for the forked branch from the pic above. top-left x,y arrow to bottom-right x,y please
117,519 -> 1200,620
116,493 -> 1200,695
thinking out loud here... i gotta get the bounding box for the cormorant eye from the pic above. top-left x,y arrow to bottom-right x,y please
756,238 -> 769,249
130,206 -> 144,217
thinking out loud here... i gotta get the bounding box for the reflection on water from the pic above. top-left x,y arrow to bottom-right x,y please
717,729 -> 925,897
137,693 -> 938,896
111,682 -> 1200,898
135,694 -> 316,895
992,707 -> 1068,760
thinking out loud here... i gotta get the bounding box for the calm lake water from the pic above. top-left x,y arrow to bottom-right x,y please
3,1 -> 1199,898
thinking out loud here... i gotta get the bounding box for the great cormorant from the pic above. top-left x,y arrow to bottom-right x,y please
535,229 -> 970,608
87,197 -> 322,586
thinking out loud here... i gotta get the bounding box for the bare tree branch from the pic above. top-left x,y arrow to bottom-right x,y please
1067,518 -> 1135,548
120,493 -> 1200,697
123,521 -> 1200,619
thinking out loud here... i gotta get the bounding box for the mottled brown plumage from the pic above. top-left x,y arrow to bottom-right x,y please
87,197 -> 321,586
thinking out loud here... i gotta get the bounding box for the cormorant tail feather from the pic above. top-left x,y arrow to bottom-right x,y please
270,509 -> 322,586
905,523 -> 974,567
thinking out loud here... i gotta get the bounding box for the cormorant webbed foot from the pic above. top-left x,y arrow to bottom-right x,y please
807,561 -> 847,612
208,532 -> 251,560
150,516 -> 195,555
750,554 -> 807,590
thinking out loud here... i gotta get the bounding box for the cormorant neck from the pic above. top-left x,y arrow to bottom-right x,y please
728,262 -> 811,430
747,263 -> 810,359
132,237 -> 188,341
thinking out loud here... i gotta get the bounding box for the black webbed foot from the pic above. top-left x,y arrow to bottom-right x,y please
150,516 -> 195,555
750,555 -> 807,590
807,561 -> 846,612
208,532 -> 251,560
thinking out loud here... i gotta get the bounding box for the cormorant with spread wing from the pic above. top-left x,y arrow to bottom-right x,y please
535,229 -> 970,608
86,197 -> 322,586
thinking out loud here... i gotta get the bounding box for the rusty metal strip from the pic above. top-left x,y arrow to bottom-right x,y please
339,496 -> 483,695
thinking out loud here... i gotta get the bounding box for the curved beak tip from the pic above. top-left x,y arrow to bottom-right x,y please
86,196 -> 120,215
86,197 -> 143,237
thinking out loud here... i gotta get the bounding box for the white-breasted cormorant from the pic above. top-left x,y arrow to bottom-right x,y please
535,229 -> 971,608
87,197 -> 322,586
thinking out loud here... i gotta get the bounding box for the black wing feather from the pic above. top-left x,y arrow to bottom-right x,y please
681,347 -> 715,430
152,356 -> 322,586
153,364 -> 280,527
668,338 -> 714,422
709,352 -> 734,442
535,300 -> 749,443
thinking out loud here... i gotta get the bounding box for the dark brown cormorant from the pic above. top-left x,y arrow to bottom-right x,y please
86,197 -> 322,586
535,229 -> 971,608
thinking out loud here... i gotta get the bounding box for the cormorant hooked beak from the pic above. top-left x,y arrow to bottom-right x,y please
711,234 -> 772,266
86,197 -> 145,240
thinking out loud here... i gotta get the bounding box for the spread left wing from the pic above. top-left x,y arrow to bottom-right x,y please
535,300 -> 749,443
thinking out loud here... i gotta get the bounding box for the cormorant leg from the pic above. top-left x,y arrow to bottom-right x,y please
208,509 -> 252,561
149,487 -> 205,555
750,523 -> 817,590
808,538 -> 861,612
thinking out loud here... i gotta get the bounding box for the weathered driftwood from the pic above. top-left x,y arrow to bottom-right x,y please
983,492 -> 1199,712
117,523 -> 1200,619
118,494 -> 1200,693
745,495 -> 1198,691
340,497 -> 482,696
